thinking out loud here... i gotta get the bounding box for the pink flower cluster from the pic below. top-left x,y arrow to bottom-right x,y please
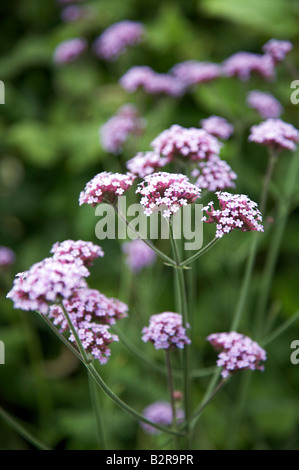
136,172 -> 200,218
170,60 -> 223,87
262,39 -> 293,64
141,401 -> 185,434
0,246 -> 16,267
120,66 -> 186,97
50,239 -> 104,266
202,191 -> 264,238
126,151 -> 169,178
246,90 -> 283,119
200,116 -> 234,140
93,21 -> 145,61
191,156 -> 237,192
142,312 -> 191,350
249,119 -> 299,152
100,104 -> 145,154
223,52 -> 275,81
49,288 -> 128,363
53,38 -> 87,64
122,239 -> 156,273
207,331 -> 267,378
79,171 -> 136,206
151,125 -> 222,163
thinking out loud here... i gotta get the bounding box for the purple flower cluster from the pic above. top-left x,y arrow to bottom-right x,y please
202,191 -> 264,238
141,401 -> 185,434
170,60 -> 223,87
53,38 -> 87,64
61,5 -> 89,23
223,52 -> 275,81
136,172 -> 201,218
100,104 -> 146,154
79,171 -> 136,206
126,151 -> 169,178
200,116 -> 234,140
50,239 -> 104,266
120,66 -> 186,97
262,39 -> 293,64
151,125 -> 222,163
207,331 -> 267,378
191,156 -> 237,192
93,21 -> 145,61
6,257 -> 89,315
0,246 -> 16,267
246,90 -> 283,119
122,240 -> 156,273
142,312 -> 191,350
249,118 -> 299,152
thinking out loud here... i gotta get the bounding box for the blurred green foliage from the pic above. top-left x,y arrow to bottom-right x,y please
0,0 -> 299,450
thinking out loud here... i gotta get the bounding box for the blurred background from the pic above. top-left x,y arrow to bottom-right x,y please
0,0 -> 299,450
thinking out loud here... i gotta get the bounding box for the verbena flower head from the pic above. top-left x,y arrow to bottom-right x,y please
200,115 -> 234,140
126,151 -> 170,178
122,239 -> 156,273
0,246 -> 16,267
262,39 -> 293,64
136,172 -> 201,218
141,401 -> 185,434
50,240 -> 104,266
6,258 -> 89,315
142,312 -> 191,350
249,119 -> 299,152
170,60 -> 223,87
202,191 -> 263,238
120,66 -> 185,97
151,125 -> 222,162
223,52 -> 275,81
100,104 -> 145,155
49,287 -> 128,328
61,5 -> 88,22
246,90 -> 283,119
207,331 -> 267,378
53,38 -> 87,64
93,21 -> 144,61
191,156 -> 237,192
79,171 -> 135,206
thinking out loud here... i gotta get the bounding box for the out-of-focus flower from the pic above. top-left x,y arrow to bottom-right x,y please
79,171 -> 136,206
170,60 -> 222,87
100,104 -> 146,155
262,39 -> 293,64
6,258 -> 89,315
223,52 -> 275,81
120,66 -> 186,97
141,401 -> 185,434
246,90 -> 283,119
207,331 -> 267,378
249,119 -> 299,152
61,5 -> 89,22
200,116 -> 234,140
93,21 -> 144,61
53,38 -> 87,64
202,191 -> 263,238
50,240 -> 104,266
136,172 -> 200,218
151,125 -> 222,163
122,239 -> 156,273
191,156 -> 237,192
0,246 -> 16,267
142,312 -> 191,350
126,151 -> 170,178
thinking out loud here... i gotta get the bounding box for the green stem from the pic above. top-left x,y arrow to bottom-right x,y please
181,237 -> 220,267
0,406 -> 51,450
261,310 -> 299,348
88,371 -> 107,450
169,222 -> 191,446
165,350 -> 179,449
